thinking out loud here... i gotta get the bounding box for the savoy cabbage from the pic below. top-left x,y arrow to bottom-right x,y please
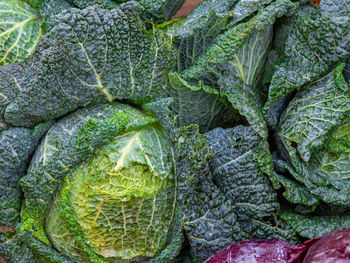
0,0 -> 350,262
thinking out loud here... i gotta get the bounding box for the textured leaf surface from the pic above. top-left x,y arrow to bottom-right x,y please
174,126 -> 241,263
31,0 -> 74,33
137,0 -> 185,21
281,211 -> 350,239
46,121 -> 175,261
65,0 -> 120,9
320,0 -> 350,16
230,0 -> 274,24
180,0 -> 295,138
277,65 -> 350,162
169,0 -> 234,72
167,72 -> 242,133
283,148 -> 350,207
0,2 -> 175,127
264,11 -> 350,127
0,122 -> 51,227
0,53 -> 37,126
344,57 -> 350,83
275,67 -> 350,207
181,0 -> 294,88
19,103 -> 174,260
219,77 -> 268,139
207,126 -> 278,222
0,0 -> 41,66
0,230 -> 36,263
168,0 -> 280,74
181,15 -> 272,89
207,126 -> 297,242
54,0 -> 185,22
274,171 -> 319,208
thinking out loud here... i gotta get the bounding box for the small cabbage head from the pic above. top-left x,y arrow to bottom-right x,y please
20,102 -> 177,262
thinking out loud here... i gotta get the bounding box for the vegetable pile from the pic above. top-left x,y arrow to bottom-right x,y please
0,0 -> 350,262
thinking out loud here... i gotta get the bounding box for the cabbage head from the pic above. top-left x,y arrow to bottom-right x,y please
19,102 -> 178,262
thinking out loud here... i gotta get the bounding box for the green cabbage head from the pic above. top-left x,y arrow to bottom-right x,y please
19,102 -> 178,262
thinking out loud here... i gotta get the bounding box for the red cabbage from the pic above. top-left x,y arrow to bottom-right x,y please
205,228 -> 350,263
204,238 -> 317,263
303,228 -> 350,263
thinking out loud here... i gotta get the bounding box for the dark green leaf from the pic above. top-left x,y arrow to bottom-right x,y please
281,210 -> 350,239
277,65 -> 350,162
0,230 -> 36,263
174,125 -> 241,263
167,72 -> 241,133
207,126 -> 297,242
169,0 -> 234,72
0,122 -> 51,226
180,0 -> 295,138
137,0 -> 185,21
0,3 -> 175,127
65,0 -> 119,9
264,12 -> 350,127
275,66 -> 350,207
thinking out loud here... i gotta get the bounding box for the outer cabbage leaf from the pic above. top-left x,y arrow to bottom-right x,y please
46,0 -> 185,22
65,0 -> 119,9
273,164 -> 319,209
277,67 -> 350,206
218,75 -> 281,187
19,102 -> 179,262
282,149 -> 350,208
176,0 -> 235,18
275,66 -> 350,207
0,122 -> 51,227
181,0 -> 296,139
137,0 -> 186,21
280,211 -> 350,239
27,0 -> 74,33
345,57 -> 350,83
168,0 -> 280,73
277,65 -> 350,163
1,228 -> 36,263
167,72 -> 242,133
0,2 -> 175,128
1,229 -> 74,263
219,77 -> 268,139
0,51 -> 38,126
148,206 -> 185,263
230,0 -> 274,24
168,0 -> 235,72
27,0 -> 185,22
264,11 -> 350,127
207,126 -> 297,242
174,126 -> 241,263
181,0 -> 295,89
0,0 -> 42,66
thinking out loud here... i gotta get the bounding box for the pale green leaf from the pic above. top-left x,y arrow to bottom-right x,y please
0,0 -> 41,65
